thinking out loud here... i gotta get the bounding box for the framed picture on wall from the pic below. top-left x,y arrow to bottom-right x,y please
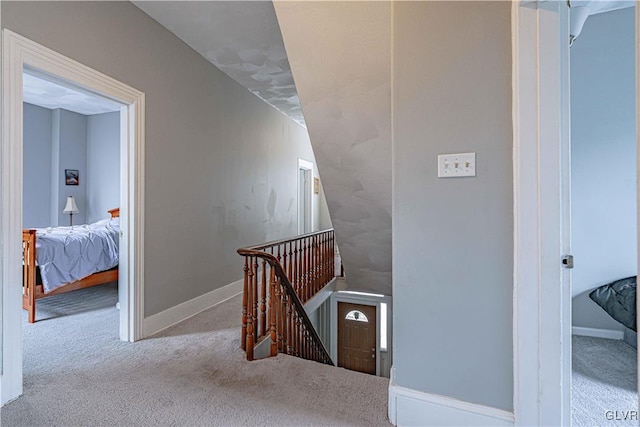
65,169 -> 79,186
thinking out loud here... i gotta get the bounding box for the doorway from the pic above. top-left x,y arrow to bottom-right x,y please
0,30 -> 145,405
513,2 -> 639,425
330,291 -> 391,377
298,158 -> 313,235
22,69 -> 122,323
338,302 -> 377,374
569,5 -> 637,425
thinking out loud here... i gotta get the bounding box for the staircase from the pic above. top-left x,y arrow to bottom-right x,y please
237,230 -> 339,365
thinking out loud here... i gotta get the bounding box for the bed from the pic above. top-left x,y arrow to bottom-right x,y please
589,276 -> 637,347
589,276 -> 636,331
22,208 -> 120,323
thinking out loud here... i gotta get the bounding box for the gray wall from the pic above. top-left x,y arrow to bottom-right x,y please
392,1 -> 513,411
24,105 -> 120,227
23,103 -> 52,229
86,112 -> 120,223
317,184 -> 332,231
50,109 -> 60,226
3,1 -> 320,316
571,8 -> 637,331
274,1 -> 392,296
54,109 -> 87,226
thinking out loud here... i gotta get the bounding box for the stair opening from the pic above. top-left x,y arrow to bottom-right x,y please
237,229 -> 340,365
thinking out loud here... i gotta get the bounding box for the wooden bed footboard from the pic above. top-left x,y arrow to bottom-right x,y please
22,229 -> 37,323
22,208 -> 120,323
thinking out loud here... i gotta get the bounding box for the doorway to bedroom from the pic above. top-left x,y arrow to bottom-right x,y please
568,5 -> 638,426
513,3 -> 638,424
21,70 -> 122,327
1,30 -> 145,406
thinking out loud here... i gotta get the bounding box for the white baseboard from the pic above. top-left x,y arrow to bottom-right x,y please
143,279 -> 243,337
388,368 -> 514,427
572,326 -> 624,340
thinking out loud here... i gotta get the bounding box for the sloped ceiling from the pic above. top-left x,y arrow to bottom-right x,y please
570,0 -> 634,41
274,1 -> 392,295
135,1 -> 393,295
133,1 -> 304,126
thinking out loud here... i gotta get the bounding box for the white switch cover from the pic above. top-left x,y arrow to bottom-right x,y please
437,152 -> 476,178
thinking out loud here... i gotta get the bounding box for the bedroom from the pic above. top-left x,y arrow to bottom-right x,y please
569,4 -> 638,425
22,71 -> 122,326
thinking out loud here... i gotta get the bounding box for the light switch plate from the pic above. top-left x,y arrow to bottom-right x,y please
437,152 -> 476,178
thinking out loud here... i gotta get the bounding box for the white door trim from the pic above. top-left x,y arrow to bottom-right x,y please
0,30 -> 145,405
330,291 -> 392,377
512,2 -> 571,426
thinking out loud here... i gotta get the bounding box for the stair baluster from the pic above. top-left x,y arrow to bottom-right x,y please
238,229 -> 338,365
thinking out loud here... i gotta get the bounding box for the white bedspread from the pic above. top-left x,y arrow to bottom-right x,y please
35,218 -> 120,293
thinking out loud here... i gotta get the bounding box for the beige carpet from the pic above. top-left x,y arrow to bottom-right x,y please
1,284 -> 390,426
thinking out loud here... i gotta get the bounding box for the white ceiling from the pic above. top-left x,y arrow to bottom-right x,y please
133,1 -> 304,126
23,73 -> 121,115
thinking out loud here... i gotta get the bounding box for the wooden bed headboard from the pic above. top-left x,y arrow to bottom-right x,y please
108,208 -> 120,218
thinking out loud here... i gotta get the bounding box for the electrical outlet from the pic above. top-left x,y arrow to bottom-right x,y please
437,153 -> 476,178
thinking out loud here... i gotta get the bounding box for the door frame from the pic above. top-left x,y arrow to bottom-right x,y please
330,291 -> 392,377
297,158 -> 313,235
511,1 -> 640,425
0,30 -> 146,405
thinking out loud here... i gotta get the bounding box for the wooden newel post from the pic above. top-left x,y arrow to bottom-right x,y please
260,259 -> 267,336
269,268 -> 278,357
241,257 -> 249,351
23,231 -> 37,324
246,260 -> 255,361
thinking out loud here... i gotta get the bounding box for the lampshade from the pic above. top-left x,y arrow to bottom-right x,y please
63,196 -> 79,214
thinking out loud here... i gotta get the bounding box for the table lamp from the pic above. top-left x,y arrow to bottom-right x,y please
63,196 -> 79,226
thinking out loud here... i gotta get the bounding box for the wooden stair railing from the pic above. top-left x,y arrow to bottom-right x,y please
237,229 -> 338,365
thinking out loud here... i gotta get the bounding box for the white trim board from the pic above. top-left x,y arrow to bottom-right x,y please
572,326 -> 624,340
143,280 -> 243,338
0,30 -> 145,406
388,368 -> 515,427
303,277 -> 336,314
512,2 -> 572,425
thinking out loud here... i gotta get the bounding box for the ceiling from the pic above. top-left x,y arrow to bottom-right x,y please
23,72 -> 121,115
570,0 -> 635,40
135,0 -> 635,125
133,1 -> 304,126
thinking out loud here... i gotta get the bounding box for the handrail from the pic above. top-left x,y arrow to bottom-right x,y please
238,248 -> 333,365
241,228 -> 335,252
237,228 -> 338,365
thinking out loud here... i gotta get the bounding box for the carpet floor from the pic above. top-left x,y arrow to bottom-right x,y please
572,335 -> 638,426
1,284 -> 390,426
